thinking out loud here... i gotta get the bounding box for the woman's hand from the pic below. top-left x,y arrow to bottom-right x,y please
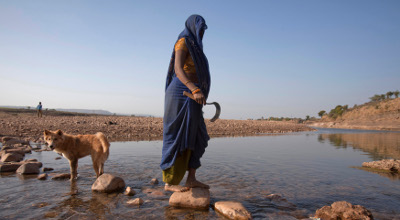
193,91 -> 206,105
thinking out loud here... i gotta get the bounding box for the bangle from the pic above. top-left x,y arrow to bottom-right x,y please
191,87 -> 199,92
185,80 -> 192,85
192,88 -> 201,94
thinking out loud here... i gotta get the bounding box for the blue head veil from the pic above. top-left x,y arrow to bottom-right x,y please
165,14 -> 211,98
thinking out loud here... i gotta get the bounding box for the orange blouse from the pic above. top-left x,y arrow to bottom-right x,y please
175,38 -> 196,75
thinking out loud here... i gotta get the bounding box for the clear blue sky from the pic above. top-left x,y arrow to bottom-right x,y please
1,0 -> 399,119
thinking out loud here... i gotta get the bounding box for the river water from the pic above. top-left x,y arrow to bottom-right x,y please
0,128 -> 399,219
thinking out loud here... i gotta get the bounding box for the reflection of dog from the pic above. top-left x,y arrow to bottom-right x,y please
43,130 -> 110,180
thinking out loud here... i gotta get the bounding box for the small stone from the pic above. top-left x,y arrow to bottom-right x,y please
169,188 -> 210,209
127,198 -> 144,206
37,173 -> 48,180
25,159 -> 38,162
91,173 -> 125,193
43,167 -> 54,172
124,186 -> 136,196
214,201 -> 252,220
51,173 -> 71,180
150,178 -> 159,185
315,201 -> 373,220
32,202 -> 50,208
55,157 -> 62,160
16,163 -> 40,174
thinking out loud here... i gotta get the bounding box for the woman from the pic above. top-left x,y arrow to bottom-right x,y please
161,15 -> 211,192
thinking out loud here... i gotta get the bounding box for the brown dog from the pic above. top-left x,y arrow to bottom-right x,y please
43,130 -> 110,180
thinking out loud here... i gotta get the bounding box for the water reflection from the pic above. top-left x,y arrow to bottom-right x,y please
318,133 -> 400,160
1,130 -> 400,219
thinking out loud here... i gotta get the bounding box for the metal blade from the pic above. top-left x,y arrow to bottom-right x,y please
206,102 -> 221,122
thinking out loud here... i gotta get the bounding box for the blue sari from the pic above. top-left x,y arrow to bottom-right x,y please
161,15 -> 211,182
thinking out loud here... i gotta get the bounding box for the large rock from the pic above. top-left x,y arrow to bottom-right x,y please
91,174 -> 125,193
16,163 -> 40,174
169,188 -> 210,209
1,153 -> 23,162
362,159 -> 400,173
214,201 -> 252,220
315,201 -> 373,220
0,163 -> 22,172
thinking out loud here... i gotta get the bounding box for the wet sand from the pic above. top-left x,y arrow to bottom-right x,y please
0,110 -> 314,143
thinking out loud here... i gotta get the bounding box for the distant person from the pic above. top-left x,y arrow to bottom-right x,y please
36,102 -> 43,118
161,15 -> 211,192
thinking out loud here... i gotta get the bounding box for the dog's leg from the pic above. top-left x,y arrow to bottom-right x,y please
69,159 -> 78,181
91,154 -> 100,178
99,161 -> 104,176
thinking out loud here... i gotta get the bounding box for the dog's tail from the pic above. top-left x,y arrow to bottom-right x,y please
96,132 -> 110,155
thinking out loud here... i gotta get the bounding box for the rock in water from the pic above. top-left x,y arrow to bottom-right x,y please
150,178 -> 159,185
124,186 -> 136,196
92,174 -> 125,193
37,173 -> 48,180
16,163 -> 40,174
315,201 -> 373,220
214,201 -> 252,220
362,159 -> 400,172
1,153 -> 23,162
51,173 -> 71,180
127,198 -> 144,206
0,163 -> 22,172
169,188 -> 210,209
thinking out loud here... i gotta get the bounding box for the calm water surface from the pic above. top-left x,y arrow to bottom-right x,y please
1,128 -> 400,219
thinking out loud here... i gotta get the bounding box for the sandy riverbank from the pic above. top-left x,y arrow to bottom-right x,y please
0,110 -> 314,143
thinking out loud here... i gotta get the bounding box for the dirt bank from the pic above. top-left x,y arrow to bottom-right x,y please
310,98 -> 400,131
0,109 -> 314,143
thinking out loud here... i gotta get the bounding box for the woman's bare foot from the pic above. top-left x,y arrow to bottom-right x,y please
164,184 -> 190,192
185,180 -> 210,189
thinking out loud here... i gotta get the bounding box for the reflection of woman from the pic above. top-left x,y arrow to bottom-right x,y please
161,15 -> 211,192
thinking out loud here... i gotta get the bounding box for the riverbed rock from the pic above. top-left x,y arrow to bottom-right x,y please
55,157 -> 62,160
3,138 -> 29,146
4,148 -> 25,157
91,174 -> 125,193
16,163 -> 40,174
37,173 -> 48,180
150,178 -> 159,185
169,188 -> 210,209
124,186 -> 136,196
127,198 -> 144,206
1,153 -> 23,162
315,201 -> 373,220
362,159 -> 400,173
0,163 -> 22,172
214,201 -> 252,220
51,173 -> 71,180
42,167 -> 54,172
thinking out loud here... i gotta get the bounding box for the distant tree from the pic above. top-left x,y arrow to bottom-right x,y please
27,106 -> 30,110
380,94 -> 386,100
343,105 -> 348,110
369,94 -> 381,102
305,115 -> 310,121
386,91 -> 394,99
318,110 -> 326,118
394,90 -> 400,98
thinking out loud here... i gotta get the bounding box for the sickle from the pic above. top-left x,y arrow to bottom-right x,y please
183,91 -> 221,122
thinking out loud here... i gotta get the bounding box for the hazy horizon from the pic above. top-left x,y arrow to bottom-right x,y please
1,1 -> 399,120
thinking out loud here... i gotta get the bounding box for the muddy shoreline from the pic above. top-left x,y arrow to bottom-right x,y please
0,110 -> 315,143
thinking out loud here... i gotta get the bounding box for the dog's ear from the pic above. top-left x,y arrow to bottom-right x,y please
44,130 -> 50,136
56,130 -> 63,136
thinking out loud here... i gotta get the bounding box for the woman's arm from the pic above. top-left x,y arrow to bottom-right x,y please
175,49 -> 206,105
